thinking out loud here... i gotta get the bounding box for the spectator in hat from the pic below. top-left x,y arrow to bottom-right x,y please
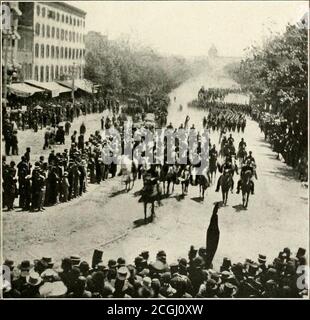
68,276 -> 92,298
21,272 -> 42,298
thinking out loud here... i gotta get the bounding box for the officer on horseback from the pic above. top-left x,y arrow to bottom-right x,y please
215,156 -> 234,193
238,138 -> 247,149
236,159 -> 255,194
244,151 -> 258,179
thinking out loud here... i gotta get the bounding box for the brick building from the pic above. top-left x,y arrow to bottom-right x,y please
17,1 -> 86,82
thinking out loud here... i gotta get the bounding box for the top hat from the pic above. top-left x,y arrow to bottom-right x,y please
296,247 -> 306,258
70,255 -> 81,266
258,254 -> 267,263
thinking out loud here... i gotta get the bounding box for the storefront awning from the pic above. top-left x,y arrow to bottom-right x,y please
25,80 -> 72,97
57,79 -> 93,94
56,80 -> 78,91
74,79 -> 94,94
7,83 -> 44,97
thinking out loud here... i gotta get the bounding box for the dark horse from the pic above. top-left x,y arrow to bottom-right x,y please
209,154 -> 218,184
220,170 -> 233,206
241,170 -> 252,208
139,174 -> 161,223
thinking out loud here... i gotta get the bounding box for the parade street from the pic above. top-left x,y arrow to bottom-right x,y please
3,72 -> 308,269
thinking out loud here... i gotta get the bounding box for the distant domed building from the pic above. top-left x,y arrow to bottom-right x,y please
208,45 -> 218,58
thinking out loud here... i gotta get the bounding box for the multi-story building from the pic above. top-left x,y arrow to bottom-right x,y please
18,1 -> 86,82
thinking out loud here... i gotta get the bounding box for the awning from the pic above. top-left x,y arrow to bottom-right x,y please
25,80 -> 72,97
56,80 -> 78,91
57,79 -> 93,94
7,83 -> 44,97
74,79 -> 94,94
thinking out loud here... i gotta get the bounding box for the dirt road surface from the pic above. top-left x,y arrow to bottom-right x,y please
2,72 -> 308,268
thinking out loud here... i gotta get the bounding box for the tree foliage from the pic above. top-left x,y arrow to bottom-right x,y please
227,24 -> 308,120
84,31 -> 205,97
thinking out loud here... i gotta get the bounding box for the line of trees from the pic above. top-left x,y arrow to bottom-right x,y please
225,22 -> 308,128
84,31 -> 209,98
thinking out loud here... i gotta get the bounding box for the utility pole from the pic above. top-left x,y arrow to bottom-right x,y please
72,62 -> 75,106
3,32 -> 11,109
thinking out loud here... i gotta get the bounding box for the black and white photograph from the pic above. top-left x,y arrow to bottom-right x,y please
1,0 -> 309,301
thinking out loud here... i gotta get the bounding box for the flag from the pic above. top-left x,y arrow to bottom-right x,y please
205,203 -> 220,269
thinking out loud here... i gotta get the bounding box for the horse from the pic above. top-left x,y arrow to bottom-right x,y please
120,156 -> 136,192
209,154 -> 218,183
178,166 -> 190,195
220,170 -> 233,206
237,147 -> 247,167
161,164 -> 177,195
241,170 -> 252,208
198,171 -> 211,200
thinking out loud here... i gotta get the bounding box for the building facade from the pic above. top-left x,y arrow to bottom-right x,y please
18,1 -> 86,82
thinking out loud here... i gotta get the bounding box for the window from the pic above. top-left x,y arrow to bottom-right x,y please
47,25 -> 50,38
73,32 -> 75,42
48,10 -> 55,19
46,45 -> 50,58
66,15 -> 68,24
34,66 -> 39,81
42,24 -> 45,37
69,31 -> 71,42
40,66 -> 44,82
60,47 -> 63,59
70,16 -> 72,25
42,7 -> 46,17
61,29 -> 64,40
51,65 -> 54,80
35,44 -> 39,57
51,27 -> 55,38
65,47 -> 68,59
35,23 -> 40,36
41,44 -> 44,58
77,19 -> 79,27
37,5 -> 40,16
65,30 -> 68,41
56,28 -> 59,39
56,46 -> 59,59
51,45 -> 54,58
60,66 -> 63,76
46,66 -> 49,82
64,66 -> 67,74
69,48 -> 71,59
72,48 -> 75,59
55,66 -> 59,79
56,12 -> 60,21
61,14 -> 64,23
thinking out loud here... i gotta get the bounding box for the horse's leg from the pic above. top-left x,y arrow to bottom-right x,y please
246,192 -> 249,208
144,202 -> 147,222
151,202 -> 155,221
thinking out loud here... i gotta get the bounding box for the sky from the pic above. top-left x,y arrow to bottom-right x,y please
69,1 -> 308,57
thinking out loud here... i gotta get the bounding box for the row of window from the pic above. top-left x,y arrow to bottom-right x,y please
33,65 -> 83,82
35,23 -> 85,43
36,5 -> 85,28
35,44 -> 85,60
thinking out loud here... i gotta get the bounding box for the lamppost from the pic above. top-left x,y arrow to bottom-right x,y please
71,62 -> 76,106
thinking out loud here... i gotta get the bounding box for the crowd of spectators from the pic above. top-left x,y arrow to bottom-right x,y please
3,246 -> 307,298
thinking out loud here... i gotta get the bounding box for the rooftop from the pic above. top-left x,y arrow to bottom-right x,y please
39,1 -> 87,17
